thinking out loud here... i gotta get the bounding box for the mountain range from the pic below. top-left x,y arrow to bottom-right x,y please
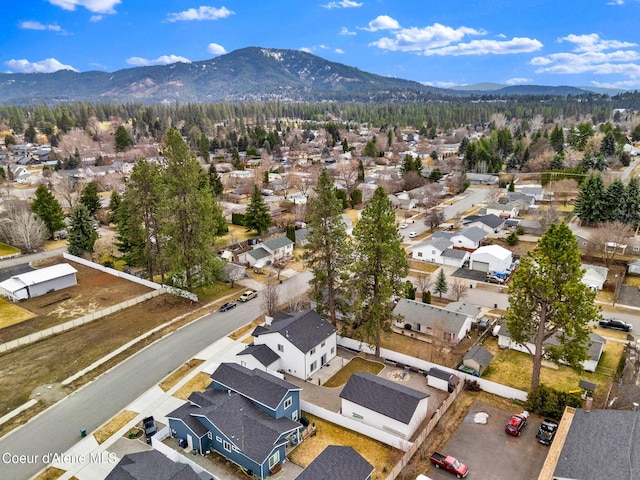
0,47 -> 623,105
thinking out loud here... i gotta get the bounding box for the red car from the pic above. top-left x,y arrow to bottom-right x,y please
505,412 -> 528,436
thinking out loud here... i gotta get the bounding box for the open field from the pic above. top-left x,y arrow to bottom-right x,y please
288,413 -> 400,478
0,259 -> 153,343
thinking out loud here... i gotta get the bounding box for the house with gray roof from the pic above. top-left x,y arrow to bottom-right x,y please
339,372 -> 429,439
167,363 -> 301,479
238,235 -> 294,268
462,345 -> 494,375
411,237 -> 470,268
247,310 -> 337,380
393,299 -> 475,344
463,213 -> 506,234
581,263 -> 608,291
466,173 -> 499,185
295,445 -> 373,480
105,450 -> 205,480
540,408 -> 640,480
434,226 -> 487,250
485,202 -> 519,218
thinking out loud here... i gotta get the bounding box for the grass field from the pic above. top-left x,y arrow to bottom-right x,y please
0,298 -> 36,328
323,357 -> 384,388
0,242 -> 20,256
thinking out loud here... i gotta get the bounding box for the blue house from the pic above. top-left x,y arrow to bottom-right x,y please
167,363 -> 302,479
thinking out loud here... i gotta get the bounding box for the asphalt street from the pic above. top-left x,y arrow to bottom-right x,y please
0,270 -> 311,480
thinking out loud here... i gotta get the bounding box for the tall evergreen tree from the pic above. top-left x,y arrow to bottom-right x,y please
108,191 -> 121,224
574,173 -> 606,225
31,184 -> 65,237
208,165 -> 224,197
161,128 -> 225,289
114,124 -> 132,152
604,178 -> 626,222
549,124 -> 565,153
351,186 -> 408,356
304,170 -> 353,326
244,185 -> 272,235
600,131 -> 616,157
434,269 -> 448,298
68,203 -> 97,256
505,223 -> 599,390
79,181 -> 101,217
623,177 -> 640,228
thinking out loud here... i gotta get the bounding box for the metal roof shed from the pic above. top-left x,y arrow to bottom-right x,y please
0,263 -> 77,301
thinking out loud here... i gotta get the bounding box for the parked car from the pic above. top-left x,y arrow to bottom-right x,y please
142,416 -> 157,444
486,274 -> 505,284
505,412 -> 529,436
429,452 -> 468,478
220,301 -> 237,312
400,223 -> 409,229
599,318 -> 632,332
536,419 -> 559,445
237,290 -> 258,302
408,231 -> 418,238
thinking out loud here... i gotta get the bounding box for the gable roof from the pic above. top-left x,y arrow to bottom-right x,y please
581,264 -> 608,284
262,235 -> 294,251
464,345 -> 494,368
166,400 -> 210,438
471,244 -> 512,260
210,363 -> 300,411
105,450 -> 201,480
553,409 -> 640,479
418,237 -> 452,252
441,249 -> 469,260
444,301 -> 481,318
248,247 -> 270,261
295,445 -> 374,480
465,213 -> 506,229
237,343 -> 280,367
254,310 -> 336,354
9,263 -> 77,286
455,226 -> 487,243
393,299 -> 470,335
339,372 -> 428,424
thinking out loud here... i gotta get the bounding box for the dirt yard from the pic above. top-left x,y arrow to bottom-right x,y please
0,258 -> 152,343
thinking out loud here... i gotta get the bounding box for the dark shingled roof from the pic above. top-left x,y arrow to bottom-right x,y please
554,409 -> 640,480
166,401 -> 210,439
339,372 -> 428,424
464,345 -> 494,368
237,343 -> 280,367
295,445 -> 374,480
253,310 -> 336,354
210,363 -> 300,411
105,450 -> 202,480
464,213 -> 505,229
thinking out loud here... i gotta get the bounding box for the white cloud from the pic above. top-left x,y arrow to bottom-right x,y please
421,81 -> 458,88
363,15 -> 400,32
339,26 -> 356,36
207,43 -> 226,55
322,0 -> 362,8
90,15 -> 103,22
19,21 -> 63,32
335,48 -> 345,54
126,55 -> 191,66
300,47 -> 312,53
370,23 -> 484,52
559,33 -> 637,53
420,37 -> 543,56
5,58 -> 77,73
167,6 -> 234,22
47,0 -> 120,14
505,77 -> 531,85
607,0 -> 624,5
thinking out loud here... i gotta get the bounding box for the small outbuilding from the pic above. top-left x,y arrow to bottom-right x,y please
462,345 -> 494,376
469,245 -> 513,274
427,368 -> 460,393
0,263 -> 77,302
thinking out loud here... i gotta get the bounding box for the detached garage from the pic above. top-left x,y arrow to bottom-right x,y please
0,263 -> 77,302
469,245 -> 512,274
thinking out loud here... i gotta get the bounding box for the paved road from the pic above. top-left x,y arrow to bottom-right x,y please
442,187 -> 488,221
0,270 -> 312,480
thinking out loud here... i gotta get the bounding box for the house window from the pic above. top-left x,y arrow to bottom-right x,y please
207,432 -> 212,440
277,344 -> 284,352
331,346 -> 335,354
417,252 -> 423,257
240,360 -> 246,367
216,436 -> 222,443
352,412 -> 363,419
634,246 -> 640,252
268,451 -> 280,469
321,341 -> 325,347
413,323 -> 421,331
284,396 -> 292,409
223,441 -> 231,452
431,250 -> 436,254
310,361 -> 317,372
292,410 -> 298,421
310,347 -> 316,355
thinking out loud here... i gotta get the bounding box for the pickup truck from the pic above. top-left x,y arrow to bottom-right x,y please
237,290 -> 258,302
142,416 -> 157,444
430,452 -> 468,478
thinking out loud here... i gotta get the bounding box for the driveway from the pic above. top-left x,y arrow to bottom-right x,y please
427,401 -> 549,480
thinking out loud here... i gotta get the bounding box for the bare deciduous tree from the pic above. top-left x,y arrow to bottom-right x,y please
414,272 -> 433,296
424,208 -> 445,230
261,277 -> 281,317
0,200 -> 47,252
272,257 -> 290,280
590,221 -> 635,267
55,175 -> 80,212
450,279 -> 469,301
225,263 -> 246,288
333,159 -> 360,194
285,294 -> 309,314
486,185 -> 503,204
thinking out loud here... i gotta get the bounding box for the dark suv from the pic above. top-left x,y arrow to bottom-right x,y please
599,318 -> 632,332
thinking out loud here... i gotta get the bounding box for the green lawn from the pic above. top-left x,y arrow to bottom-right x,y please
0,242 -> 20,256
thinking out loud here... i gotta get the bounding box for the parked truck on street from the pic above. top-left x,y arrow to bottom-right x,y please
429,452 -> 468,478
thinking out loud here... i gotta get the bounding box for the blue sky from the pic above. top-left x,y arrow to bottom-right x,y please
2,0 -> 640,90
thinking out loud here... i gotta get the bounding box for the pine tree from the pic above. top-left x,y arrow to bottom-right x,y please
115,125 -> 132,153
79,182 -> 101,217
505,223 -> 599,390
351,186 -> 408,356
604,179 -> 625,223
244,185 -> 272,235
549,124 -> 565,153
434,269 -> 448,298
208,165 -> 224,197
623,177 -> 640,228
574,173 -> 606,225
31,184 -> 65,237
304,170 -> 353,325
108,191 -> 121,224
68,203 -> 97,256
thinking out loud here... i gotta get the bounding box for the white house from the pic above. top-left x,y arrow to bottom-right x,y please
238,236 -> 294,268
339,372 -> 429,439
463,214 -> 506,234
496,325 -> 605,373
581,264 -> 608,291
0,263 -> 77,302
469,245 -> 513,274
433,226 -> 487,251
486,203 -> 519,219
393,299 -> 476,344
411,238 -> 470,268
245,310 -> 337,380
